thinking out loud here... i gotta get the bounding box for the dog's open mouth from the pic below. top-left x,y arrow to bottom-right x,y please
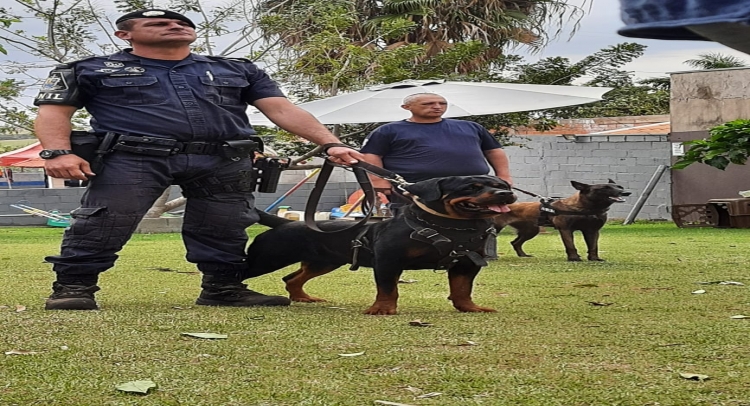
609,196 -> 627,203
457,201 -> 511,213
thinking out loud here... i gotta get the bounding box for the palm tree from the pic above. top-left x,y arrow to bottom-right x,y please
258,0 -> 587,75
684,52 -> 748,70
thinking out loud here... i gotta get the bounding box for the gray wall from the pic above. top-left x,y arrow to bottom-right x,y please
0,137 -> 672,226
505,134 -> 671,220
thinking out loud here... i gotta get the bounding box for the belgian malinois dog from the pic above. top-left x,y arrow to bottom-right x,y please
493,179 -> 631,261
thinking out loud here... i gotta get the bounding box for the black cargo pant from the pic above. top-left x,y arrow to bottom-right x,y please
45,151 -> 258,282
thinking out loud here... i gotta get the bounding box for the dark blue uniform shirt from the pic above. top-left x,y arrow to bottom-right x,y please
360,119 -> 503,183
35,49 -> 285,142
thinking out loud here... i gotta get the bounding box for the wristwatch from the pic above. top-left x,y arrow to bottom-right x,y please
39,149 -> 74,159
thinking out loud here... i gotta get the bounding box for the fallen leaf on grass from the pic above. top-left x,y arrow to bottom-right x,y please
586,301 -> 613,306
116,380 -> 157,394
730,315 -> 749,319
15,305 -> 26,312
416,392 -> 442,399
679,373 -> 709,381
0,305 -> 8,310
150,267 -> 180,272
458,341 -> 477,346
408,320 -> 433,327
403,386 -> 421,394
398,279 -> 418,284
338,351 -> 365,357
181,332 -> 228,339
691,290 -> 707,294
697,281 -> 744,286
374,401 -> 415,406
5,349 -> 38,355
60,346 -> 69,351
172,306 -> 193,310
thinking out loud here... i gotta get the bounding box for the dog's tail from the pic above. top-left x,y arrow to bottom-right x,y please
255,208 -> 295,228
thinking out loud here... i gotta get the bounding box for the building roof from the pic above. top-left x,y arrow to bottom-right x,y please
588,122 -> 670,135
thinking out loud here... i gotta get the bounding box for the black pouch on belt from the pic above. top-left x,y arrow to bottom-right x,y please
220,139 -> 258,161
69,131 -> 100,162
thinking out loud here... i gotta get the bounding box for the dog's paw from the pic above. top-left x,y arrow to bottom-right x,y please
588,257 -> 605,262
567,257 -> 583,262
364,304 -> 398,315
455,304 -> 497,313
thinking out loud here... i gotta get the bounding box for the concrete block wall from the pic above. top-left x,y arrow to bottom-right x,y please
504,134 -> 671,220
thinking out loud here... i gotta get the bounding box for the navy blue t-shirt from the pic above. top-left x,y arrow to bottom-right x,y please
34,50 -> 285,142
360,119 -> 503,182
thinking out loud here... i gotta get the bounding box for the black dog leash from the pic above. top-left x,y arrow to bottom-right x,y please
304,159 -> 376,233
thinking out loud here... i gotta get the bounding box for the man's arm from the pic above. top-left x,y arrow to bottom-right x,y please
34,104 -> 94,180
484,148 -> 512,186
361,153 -> 393,193
253,97 -> 363,164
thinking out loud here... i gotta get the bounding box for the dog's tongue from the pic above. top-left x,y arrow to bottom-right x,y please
488,204 -> 510,213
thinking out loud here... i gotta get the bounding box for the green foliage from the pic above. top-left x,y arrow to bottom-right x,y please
0,8 -> 20,55
684,52 -> 749,70
673,119 -> 750,170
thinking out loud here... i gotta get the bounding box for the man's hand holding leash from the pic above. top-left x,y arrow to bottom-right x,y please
321,142 -> 362,166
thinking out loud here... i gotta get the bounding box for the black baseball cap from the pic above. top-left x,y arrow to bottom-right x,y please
115,9 -> 196,29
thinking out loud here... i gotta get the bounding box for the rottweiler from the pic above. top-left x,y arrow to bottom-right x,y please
244,175 -> 516,315
493,179 -> 631,261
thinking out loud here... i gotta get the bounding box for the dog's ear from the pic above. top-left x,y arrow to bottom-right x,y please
570,181 -> 589,191
403,178 -> 444,201
608,178 -> 616,184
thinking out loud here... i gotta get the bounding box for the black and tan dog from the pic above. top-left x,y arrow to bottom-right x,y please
244,175 -> 516,315
493,179 -> 631,261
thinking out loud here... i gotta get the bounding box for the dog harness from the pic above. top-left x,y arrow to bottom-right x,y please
349,208 -> 494,271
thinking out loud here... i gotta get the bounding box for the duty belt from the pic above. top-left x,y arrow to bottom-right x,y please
112,134 -> 258,159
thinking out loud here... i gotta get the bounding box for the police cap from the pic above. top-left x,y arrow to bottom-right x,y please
115,9 -> 196,29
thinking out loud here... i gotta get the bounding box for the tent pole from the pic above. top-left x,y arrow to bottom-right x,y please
2,167 -> 11,189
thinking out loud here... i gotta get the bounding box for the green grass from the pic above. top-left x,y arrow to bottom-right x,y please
1,223 -> 749,405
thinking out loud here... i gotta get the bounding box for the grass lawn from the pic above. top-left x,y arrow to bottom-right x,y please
1,222 -> 748,405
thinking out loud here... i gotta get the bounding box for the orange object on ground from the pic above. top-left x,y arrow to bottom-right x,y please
347,189 -> 389,206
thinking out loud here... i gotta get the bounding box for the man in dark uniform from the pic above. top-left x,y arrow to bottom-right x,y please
33,9 -> 362,310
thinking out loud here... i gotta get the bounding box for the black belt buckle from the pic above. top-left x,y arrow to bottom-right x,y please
112,134 -> 178,156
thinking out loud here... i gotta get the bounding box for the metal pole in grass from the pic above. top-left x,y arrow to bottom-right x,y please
263,168 -> 321,212
623,165 -> 668,225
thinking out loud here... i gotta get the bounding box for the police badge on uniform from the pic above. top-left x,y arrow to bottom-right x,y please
41,72 -> 68,91
124,67 -> 145,73
104,62 -> 125,68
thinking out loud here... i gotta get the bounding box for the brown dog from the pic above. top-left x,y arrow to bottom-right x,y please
493,179 -> 630,261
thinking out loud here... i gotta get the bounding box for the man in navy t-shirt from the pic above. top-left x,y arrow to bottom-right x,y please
360,92 -> 512,193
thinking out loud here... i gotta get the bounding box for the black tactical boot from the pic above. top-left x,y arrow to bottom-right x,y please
196,275 -> 291,307
45,282 -> 100,310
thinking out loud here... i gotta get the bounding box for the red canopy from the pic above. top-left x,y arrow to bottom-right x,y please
0,142 -> 44,167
